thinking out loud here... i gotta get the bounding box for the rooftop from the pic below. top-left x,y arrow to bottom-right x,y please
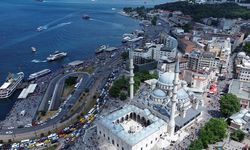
229,79 -> 250,101
0,82 -> 11,90
97,105 -> 167,146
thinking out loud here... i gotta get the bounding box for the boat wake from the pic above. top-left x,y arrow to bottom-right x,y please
54,22 -> 72,28
91,19 -> 123,29
31,59 -> 47,63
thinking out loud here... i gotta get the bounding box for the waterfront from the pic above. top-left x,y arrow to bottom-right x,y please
0,0 -> 172,120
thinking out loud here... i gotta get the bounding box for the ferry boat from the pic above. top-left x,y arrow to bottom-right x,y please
37,26 -> 47,32
95,45 -> 107,54
0,72 -> 24,99
47,51 -> 67,61
28,69 -> 51,81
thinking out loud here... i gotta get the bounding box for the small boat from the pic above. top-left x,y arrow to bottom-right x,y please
82,15 -> 90,20
31,47 -> 37,52
95,45 -> 107,54
37,26 -> 47,32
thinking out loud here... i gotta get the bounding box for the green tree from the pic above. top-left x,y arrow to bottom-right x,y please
123,7 -> 133,13
230,129 -> 245,142
188,139 -> 203,150
154,2 -> 250,21
151,16 -> 157,26
243,42 -> 250,54
121,51 -> 129,60
119,92 -> 128,101
199,118 -> 228,148
65,76 -> 77,86
183,23 -> 193,32
84,88 -> 89,93
220,93 -> 240,117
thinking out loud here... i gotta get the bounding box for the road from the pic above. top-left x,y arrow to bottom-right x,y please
0,72 -> 91,141
48,72 -> 90,111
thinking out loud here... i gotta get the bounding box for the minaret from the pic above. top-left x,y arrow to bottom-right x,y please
129,48 -> 134,100
169,56 -> 179,137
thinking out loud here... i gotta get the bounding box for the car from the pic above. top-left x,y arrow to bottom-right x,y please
24,124 -> 32,128
7,126 -> 14,130
6,131 -> 13,135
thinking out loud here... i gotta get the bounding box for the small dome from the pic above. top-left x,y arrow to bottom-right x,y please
237,52 -> 246,58
158,72 -> 175,86
177,88 -> 189,100
152,89 -> 166,98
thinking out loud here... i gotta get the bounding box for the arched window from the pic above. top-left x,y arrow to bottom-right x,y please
125,115 -> 129,120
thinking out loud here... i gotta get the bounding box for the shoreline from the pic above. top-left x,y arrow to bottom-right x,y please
0,14 -> 141,124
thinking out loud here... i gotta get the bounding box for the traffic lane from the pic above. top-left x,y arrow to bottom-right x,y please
1,72 -> 90,135
49,72 -> 89,110
39,74 -> 64,111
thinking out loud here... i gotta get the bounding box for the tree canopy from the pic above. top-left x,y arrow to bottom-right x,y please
65,76 -> 78,86
121,51 -> 129,60
151,16 -> 157,26
230,129 -> 245,142
188,118 -> 228,150
109,71 -> 158,100
155,2 -> 250,21
243,42 -> 250,54
220,93 -> 240,117
188,139 -> 203,150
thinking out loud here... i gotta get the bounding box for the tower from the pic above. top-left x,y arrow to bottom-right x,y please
168,56 -> 179,137
129,48 -> 134,100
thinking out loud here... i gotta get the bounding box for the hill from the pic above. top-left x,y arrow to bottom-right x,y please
155,2 -> 250,21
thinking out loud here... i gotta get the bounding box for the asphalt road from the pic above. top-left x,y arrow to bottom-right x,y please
0,72 -> 90,137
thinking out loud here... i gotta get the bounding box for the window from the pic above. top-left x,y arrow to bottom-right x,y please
141,147 -> 143,150
99,131 -> 101,134
146,144 -> 148,147
103,134 -> 105,137
122,147 -> 124,150
155,137 -> 158,141
108,137 -> 110,140
112,140 -> 114,145
151,141 -> 153,144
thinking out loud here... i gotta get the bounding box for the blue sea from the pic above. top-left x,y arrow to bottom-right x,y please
0,0 -> 173,120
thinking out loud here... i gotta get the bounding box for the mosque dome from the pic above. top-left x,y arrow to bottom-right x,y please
238,52 -> 246,58
158,72 -> 175,86
152,89 -> 167,98
177,88 -> 189,101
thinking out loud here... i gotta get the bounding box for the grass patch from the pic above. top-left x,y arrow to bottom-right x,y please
62,85 -> 74,98
38,111 -> 57,122
81,98 -> 97,115
84,65 -> 95,74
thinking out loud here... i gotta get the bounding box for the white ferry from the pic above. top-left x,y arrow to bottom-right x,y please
95,45 -> 107,54
47,51 -> 67,61
28,69 -> 51,81
0,72 -> 24,99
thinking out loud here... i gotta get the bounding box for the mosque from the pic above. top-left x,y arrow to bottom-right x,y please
96,50 -> 203,150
